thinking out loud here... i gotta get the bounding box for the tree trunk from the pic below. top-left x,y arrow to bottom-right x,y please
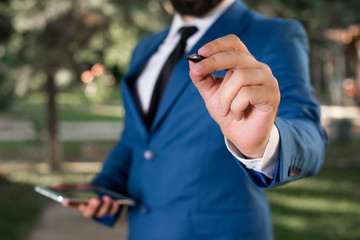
46,73 -> 62,170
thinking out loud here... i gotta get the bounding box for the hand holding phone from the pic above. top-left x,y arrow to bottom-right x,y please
35,183 -> 135,219
65,194 -> 120,219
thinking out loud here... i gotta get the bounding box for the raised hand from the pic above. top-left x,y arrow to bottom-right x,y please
189,34 -> 280,159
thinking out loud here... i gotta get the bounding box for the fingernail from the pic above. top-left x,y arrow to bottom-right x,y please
103,195 -> 111,202
91,199 -> 99,206
199,46 -> 210,55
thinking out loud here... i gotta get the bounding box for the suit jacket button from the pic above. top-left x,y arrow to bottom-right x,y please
140,205 -> 150,215
144,150 -> 155,161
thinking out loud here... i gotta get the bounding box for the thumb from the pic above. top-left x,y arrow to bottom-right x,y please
62,200 -> 86,212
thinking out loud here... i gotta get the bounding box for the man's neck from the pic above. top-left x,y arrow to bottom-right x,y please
181,15 -> 196,22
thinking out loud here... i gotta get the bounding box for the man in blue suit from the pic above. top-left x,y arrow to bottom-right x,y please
64,0 -> 327,239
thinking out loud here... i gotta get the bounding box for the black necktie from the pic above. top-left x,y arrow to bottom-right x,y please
144,26 -> 198,129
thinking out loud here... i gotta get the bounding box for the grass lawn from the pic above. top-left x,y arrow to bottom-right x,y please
0,179 -> 48,240
267,167 -> 360,240
267,138 -> 360,239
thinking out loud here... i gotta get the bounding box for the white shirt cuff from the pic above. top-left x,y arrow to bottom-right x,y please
225,124 -> 280,179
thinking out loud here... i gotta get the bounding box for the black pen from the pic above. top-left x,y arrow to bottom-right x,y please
186,53 -> 229,72
185,54 -> 205,63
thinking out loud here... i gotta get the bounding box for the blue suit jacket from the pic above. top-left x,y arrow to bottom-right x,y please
92,1 -> 328,239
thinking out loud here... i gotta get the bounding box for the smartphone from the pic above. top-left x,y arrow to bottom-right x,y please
35,184 -> 135,206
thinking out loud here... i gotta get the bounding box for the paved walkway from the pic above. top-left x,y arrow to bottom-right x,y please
26,202 -> 128,240
0,121 -> 123,141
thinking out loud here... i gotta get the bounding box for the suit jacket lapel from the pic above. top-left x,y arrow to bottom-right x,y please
151,0 -> 250,132
122,30 -> 169,135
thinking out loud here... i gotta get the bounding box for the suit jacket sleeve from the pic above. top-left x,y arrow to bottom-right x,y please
89,135 -> 132,227
91,137 -> 132,193
237,19 -> 328,188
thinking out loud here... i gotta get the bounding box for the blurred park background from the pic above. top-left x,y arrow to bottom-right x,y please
0,0 -> 360,239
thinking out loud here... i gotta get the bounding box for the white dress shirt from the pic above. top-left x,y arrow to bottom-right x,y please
135,0 -> 279,179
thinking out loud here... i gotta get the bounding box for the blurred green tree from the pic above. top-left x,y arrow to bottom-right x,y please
0,0 -> 13,109
244,0 -> 360,101
2,0 -> 169,169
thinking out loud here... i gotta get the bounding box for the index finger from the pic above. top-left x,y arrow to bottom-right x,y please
198,34 -> 252,57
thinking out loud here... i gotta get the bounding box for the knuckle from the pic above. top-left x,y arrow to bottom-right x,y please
271,76 -> 279,87
227,34 -> 239,43
207,56 -> 221,71
240,86 -> 251,98
266,75 -> 278,89
234,69 -> 246,83
233,49 -> 244,56
207,56 -> 217,65
262,63 -> 272,72
228,34 -> 242,49
211,39 -> 221,50
257,69 -> 270,84
230,99 -> 243,115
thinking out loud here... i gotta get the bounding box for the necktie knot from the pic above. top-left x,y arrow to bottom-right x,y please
178,26 -> 198,42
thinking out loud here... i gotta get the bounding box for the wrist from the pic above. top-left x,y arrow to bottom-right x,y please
226,134 -> 270,159
237,144 -> 267,159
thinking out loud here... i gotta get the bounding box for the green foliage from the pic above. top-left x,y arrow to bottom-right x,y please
0,0 -> 13,109
0,0 -> 170,106
244,0 -> 360,29
0,75 -> 14,109
1,0 -> 359,107
243,0 -> 360,55
0,0 -> 12,43
244,0 -> 360,101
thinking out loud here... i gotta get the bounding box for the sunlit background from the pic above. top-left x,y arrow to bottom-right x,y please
0,0 -> 359,240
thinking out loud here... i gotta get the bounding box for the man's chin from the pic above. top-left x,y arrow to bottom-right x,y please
170,0 -> 223,18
